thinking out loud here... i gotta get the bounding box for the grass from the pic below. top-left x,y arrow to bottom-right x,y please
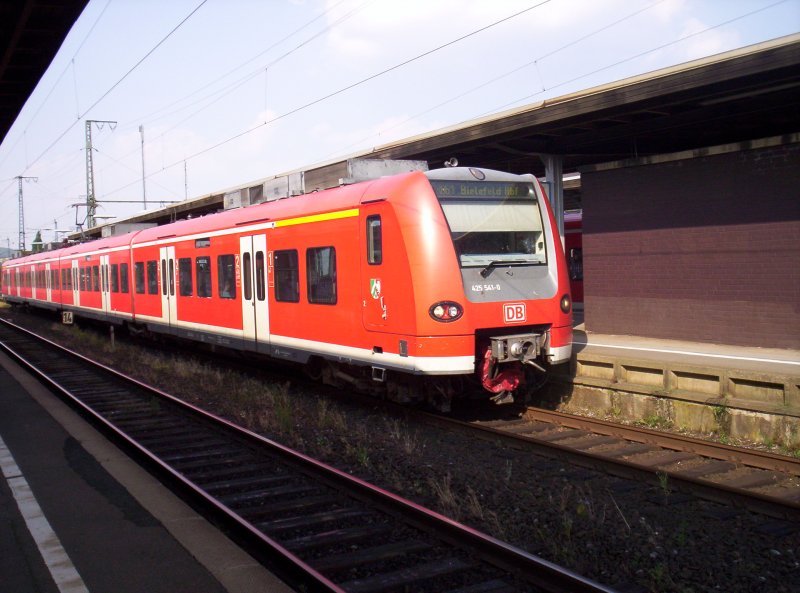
639,414 -> 673,430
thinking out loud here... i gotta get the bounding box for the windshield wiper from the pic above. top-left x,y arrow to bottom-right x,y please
480,259 -> 529,278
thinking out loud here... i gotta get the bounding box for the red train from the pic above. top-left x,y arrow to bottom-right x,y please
1,167 -> 572,410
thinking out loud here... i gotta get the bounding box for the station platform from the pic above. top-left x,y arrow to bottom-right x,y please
0,352 -> 294,593
554,311 -> 800,445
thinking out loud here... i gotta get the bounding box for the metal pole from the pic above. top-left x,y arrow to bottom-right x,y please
140,125 -> 147,210
85,119 -> 116,229
15,175 -> 37,252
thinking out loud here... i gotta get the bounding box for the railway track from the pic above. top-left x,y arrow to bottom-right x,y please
438,403 -> 800,520
0,318 -> 617,593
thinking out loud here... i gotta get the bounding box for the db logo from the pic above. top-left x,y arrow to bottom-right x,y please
503,302 -> 526,323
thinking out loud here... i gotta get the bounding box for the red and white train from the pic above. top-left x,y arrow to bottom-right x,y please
1,166 -> 572,409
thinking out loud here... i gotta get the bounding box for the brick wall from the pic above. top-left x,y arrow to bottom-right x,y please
582,143 -> 800,349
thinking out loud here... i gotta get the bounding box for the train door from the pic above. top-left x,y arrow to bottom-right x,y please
239,235 -> 270,351
15,269 -> 21,297
360,203 -> 390,331
45,263 -> 52,302
100,255 -> 111,314
71,260 -> 80,307
159,246 -> 177,326
30,265 -> 37,300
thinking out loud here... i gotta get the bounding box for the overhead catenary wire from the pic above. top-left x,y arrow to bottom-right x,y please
18,0 -> 209,179
0,0 -> 113,172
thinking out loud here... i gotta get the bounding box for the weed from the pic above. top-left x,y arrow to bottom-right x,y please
273,389 -> 294,434
640,415 -> 672,430
656,471 -> 670,502
429,473 -> 458,518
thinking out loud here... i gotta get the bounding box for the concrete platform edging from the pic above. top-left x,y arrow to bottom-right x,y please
545,352 -> 800,449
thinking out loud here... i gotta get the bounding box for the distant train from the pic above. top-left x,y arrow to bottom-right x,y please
1,167 -> 572,410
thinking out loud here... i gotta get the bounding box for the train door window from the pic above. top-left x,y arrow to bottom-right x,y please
168,259 -> 175,297
307,247 -> 337,305
135,262 -> 145,294
161,258 -> 167,296
196,257 -> 212,298
217,254 -> 236,299
147,260 -> 158,295
242,253 -> 252,301
255,251 -> 265,301
274,249 -> 299,303
93,265 -> 100,291
111,264 -> 119,293
178,258 -> 193,296
78,268 -> 84,291
367,215 -> 382,265
568,248 -> 583,281
101,265 -> 108,292
120,263 -> 129,293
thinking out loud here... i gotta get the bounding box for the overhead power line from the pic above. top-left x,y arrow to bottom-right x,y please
20,0 -> 209,178
156,0 -> 554,174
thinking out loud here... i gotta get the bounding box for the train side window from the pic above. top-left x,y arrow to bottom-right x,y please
255,251 -> 265,301
217,255 -> 236,299
147,261 -> 158,295
135,262 -> 145,294
120,263 -> 129,293
307,246 -> 337,305
111,264 -> 119,293
274,249 -> 299,303
61,269 -> 67,290
196,257 -> 212,298
178,258 -> 193,296
242,253 -> 252,301
367,215 -> 382,265
92,265 -> 100,292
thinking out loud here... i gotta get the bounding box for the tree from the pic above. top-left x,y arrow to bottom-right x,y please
32,230 -> 43,253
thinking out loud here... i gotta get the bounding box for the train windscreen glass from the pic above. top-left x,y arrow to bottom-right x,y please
431,180 -> 546,268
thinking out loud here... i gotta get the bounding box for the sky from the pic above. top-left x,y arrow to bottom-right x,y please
0,0 -> 797,251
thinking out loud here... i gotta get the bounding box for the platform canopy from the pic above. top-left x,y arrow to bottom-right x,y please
0,0 -> 88,144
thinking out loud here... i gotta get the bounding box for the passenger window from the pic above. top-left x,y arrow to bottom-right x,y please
217,255 -> 236,299
147,261 -> 158,295
255,251 -> 265,301
178,258 -> 193,296
367,215 -> 382,265
196,257 -> 212,298
120,263 -> 129,293
110,264 -> 118,293
92,266 -> 100,292
274,250 -> 299,303
135,262 -> 145,294
242,253 -> 252,301
307,246 -> 337,305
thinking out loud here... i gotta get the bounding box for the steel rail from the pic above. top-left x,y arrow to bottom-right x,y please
416,408 -> 800,520
0,318 -> 617,593
523,407 -> 800,475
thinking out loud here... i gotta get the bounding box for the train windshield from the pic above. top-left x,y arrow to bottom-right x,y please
431,180 -> 547,268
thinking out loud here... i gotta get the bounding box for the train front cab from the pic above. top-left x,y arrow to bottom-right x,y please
375,167 -> 572,406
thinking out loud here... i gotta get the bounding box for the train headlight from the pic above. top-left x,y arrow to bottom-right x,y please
560,294 -> 571,313
429,301 -> 463,322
